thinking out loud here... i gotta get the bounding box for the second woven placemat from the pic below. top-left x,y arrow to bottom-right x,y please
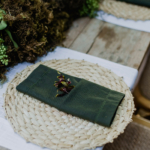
4,59 -> 134,150
99,0 -> 150,20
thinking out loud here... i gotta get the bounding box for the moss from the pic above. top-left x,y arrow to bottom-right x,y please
0,0 -> 99,82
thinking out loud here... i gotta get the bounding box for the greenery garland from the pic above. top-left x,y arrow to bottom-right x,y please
80,0 -> 100,17
0,8 -> 19,66
0,0 -> 100,83
0,39 -> 8,66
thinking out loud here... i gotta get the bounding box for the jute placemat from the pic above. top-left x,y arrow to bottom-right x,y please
4,59 -> 134,150
99,0 -> 150,20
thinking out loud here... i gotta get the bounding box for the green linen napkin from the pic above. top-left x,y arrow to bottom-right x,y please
16,64 -> 125,127
118,0 -> 150,7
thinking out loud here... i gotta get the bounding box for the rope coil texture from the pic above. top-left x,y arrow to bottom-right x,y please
4,59 -> 134,150
99,0 -> 150,20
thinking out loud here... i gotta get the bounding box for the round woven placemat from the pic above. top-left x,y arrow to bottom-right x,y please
99,0 -> 150,20
4,59 -> 134,150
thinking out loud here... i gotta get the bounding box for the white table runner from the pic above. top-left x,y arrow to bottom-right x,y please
96,11 -> 150,32
0,47 -> 138,150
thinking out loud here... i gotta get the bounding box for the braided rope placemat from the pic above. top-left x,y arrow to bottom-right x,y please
99,0 -> 150,20
4,59 -> 134,150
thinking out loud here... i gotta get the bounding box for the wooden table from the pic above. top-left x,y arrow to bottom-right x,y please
0,17 -> 149,150
63,17 -> 150,70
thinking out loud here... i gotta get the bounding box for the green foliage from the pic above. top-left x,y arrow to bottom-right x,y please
5,29 -> 18,48
0,8 -> 18,49
79,0 -> 100,17
0,9 -> 7,30
0,39 -> 8,66
0,0 -> 100,81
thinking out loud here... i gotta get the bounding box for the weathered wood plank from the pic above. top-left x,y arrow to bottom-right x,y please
88,23 -> 131,60
69,18 -> 104,53
115,29 -> 142,66
88,23 -> 143,65
127,32 -> 150,69
64,17 -> 150,69
87,23 -> 150,69
63,17 -> 90,48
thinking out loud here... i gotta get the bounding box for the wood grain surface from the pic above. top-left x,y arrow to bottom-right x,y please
63,17 -> 150,70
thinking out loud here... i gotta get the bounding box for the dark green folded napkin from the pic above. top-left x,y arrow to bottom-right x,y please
16,64 -> 125,127
118,0 -> 150,7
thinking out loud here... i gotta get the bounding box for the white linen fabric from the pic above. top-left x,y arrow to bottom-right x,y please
97,11 -> 150,32
0,47 -> 138,150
